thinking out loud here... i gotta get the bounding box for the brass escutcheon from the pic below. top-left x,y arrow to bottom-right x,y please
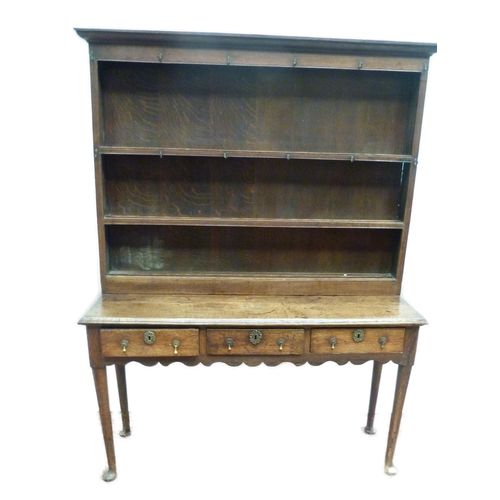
143,330 -> 156,345
248,329 -> 263,345
352,329 -> 365,342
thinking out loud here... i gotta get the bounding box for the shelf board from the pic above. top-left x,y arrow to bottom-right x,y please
106,270 -> 396,280
103,216 -> 405,229
99,146 -> 413,163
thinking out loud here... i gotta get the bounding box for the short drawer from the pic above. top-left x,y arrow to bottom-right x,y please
311,328 -> 405,354
207,328 -> 304,355
101,328 -> 199,357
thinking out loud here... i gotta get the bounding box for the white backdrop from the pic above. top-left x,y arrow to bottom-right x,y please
2,1 -> 498,498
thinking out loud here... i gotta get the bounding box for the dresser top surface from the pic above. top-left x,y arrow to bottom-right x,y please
75,28 -> 436,58
80,294 -> 426,327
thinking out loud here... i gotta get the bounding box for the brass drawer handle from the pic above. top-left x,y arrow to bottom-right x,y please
378,336 -> 387,349
172,339 -> 181,354
277,338 -> 286,351
329,337 -> 337,350
120,339 -> 129,353
225,338 -> 234,351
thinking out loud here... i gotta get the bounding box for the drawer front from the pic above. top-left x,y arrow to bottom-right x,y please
101,328 -> 199,357
207,329 -> 304,355
311,328 -> 405,354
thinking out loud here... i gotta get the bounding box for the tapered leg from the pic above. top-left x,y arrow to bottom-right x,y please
92,367 -> 117,482
384,363 -> 413,475
115,364 -> 131,437
364,361 -> 383,435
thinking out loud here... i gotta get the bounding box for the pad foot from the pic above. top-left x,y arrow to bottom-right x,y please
102,469 -> 117,482
384,465 -> 398,476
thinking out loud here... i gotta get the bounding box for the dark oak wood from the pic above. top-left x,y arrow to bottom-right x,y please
206,328 -> 304,355
103,156 -> 404,222
92,367 -> 116,482
99,62 -> 418,154
385,364 -> 414,474
77,29 -> 435,480
364,361 -> 383,435
114,365 -> 131,438
75,28 -> 436,59
102,328 -> 199,357
311,328 -> 405,354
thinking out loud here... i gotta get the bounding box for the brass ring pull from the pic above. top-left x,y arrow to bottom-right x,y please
172,339 -> 181,354
277,338 -> 286,351
120,339 -> 129,353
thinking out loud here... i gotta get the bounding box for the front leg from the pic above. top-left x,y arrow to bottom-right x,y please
92,367 -> 117,481
384,326 -> 419,475
364,361 -> 383,435
384,363 -> 412,475
115,364 -> 131,437
87,327 -> 117,481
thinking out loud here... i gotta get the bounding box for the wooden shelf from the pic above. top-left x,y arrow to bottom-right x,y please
99,147 -> 414,163
106,269 -> 396,279
103,216 -> 405,229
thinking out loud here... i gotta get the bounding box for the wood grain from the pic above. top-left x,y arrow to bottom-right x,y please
79,294 -> 426,327
206,328 -> 304,355
105,225 -> 400,275
101,328 -> 199,357
99,62 -> 418,155
310,328 -> 405,354
104,155 -> 404,222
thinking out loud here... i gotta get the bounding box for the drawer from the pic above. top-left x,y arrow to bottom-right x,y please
101,328 -> 199,357
311,328 -> 405,354
207,328 -> 304,355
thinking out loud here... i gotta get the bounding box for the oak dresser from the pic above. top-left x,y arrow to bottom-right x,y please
76,28 -> 436,481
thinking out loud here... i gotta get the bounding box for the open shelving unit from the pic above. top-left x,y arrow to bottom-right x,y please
89,52 -> 426,295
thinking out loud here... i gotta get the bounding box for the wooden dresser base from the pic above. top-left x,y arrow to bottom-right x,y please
81,294 -> 424,481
